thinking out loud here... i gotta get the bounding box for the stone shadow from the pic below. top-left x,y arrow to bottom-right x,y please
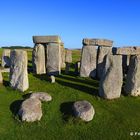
3,80 -> 10,87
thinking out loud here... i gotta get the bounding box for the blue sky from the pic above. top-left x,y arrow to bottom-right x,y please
0,0 -> 140,48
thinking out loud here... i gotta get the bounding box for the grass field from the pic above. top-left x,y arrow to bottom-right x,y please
0,48 -> 140,140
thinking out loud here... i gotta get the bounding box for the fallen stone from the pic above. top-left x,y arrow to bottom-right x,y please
97,46 -> 112,79
124,55 -> 140,96
18,98 -> 42,122
30,92 -> 52,102
32,44 -> 46,74
80,45 -> 97,78
99,54 -> 123,99
73,100 -> 95,122
83,38 -> 113,47
33,36 -> 61,43
10,50 -> 29,92
1,49 -> 11,67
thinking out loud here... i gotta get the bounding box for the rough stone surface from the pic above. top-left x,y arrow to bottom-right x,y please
124,55 -> 140,96
18,98 -> 42,122
30,92 -> 52,102
1,49 -> 11,67
10,50 -> 29,92
33,36 -> 61,43
114,47 -> 140,55
60,43 -> 66,68
83,38 -> 113,47
32,44 -> 46,74
97,46 -> 112,79
80,45 -> 97,78
99,54 -> 123,99
65,49 -> 72,63
73,100 -> 95,122
46,43 -> 61,75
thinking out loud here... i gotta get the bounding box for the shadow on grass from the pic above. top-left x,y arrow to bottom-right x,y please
60,101 -> 74,122
3,80 -> 10,87
10,100 -> 24,116
33,74 -> 49,81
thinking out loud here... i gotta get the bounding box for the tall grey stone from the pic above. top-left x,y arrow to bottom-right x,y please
46,43 -> 61,75
99,54 -> 123,99
60,43 -> 66,68
124,55 -> 140,96
80,45 -> 97,78
0,70 -> 3,83
97,46 -> 112,79
65,49 -> 72,63
1,49 -> 11,67
32,44 -> 46,74
10,50 -> 29,92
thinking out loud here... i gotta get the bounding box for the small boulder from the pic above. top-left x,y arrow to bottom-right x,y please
73,100 -> 95,122
30,92 -> 52,102
18,98 -> 42,122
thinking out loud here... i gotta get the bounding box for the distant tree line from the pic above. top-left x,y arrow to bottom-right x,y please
1,46 -> 32,49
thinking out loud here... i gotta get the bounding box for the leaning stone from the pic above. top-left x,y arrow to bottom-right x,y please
80,45 -> 97,78
65,49 -> 72,63
1,49 -> 11,67
99,54 -> 123,99
97,46 -> 112,79
32,44 -> 46,74
30,92 -> 52,102
73,100 -> 95,122
33,36 -> 61,43
10,50 -> 29,92
18,98 -> 42,122
124,55 -> 140,96
46,43 -> 61,75
83,38 -> 113,47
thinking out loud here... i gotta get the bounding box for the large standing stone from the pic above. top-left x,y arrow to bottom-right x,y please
124,55 -> 140,96
46,43 -> 61,75
73,100 -> 95,122
60,43 -> 66,68
10,50 -> 29,92
18,98 -> 42,122
97,46 -> 112,79
1,49 -> 11,67
32,44 -> 46,74
99,54 -> 123,99
80,45 -> 97,78
0,70 -> 3,83
65,49 -> 72,63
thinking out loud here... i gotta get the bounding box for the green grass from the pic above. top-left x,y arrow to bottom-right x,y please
0,49 -> 139,140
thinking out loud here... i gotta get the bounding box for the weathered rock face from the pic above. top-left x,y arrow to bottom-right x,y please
80,45 -> 97,78
114,46 -> 140,55
65,49 -> 72,63
60,43 -> 66,68
73,100 -> 95,122
1,49 -> 11,67
99,54 -> 123,99
32,44 -> 46,74
46,43 -> 61,75
30,92 -> 52,102
83,39 -> 113,47
18,98 -> 42,122
97,46 -> 112,79
10,50 -> 29,92
124,55 -> 140,96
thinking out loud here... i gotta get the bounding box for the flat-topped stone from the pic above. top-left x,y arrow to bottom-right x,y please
83,38 -> 113,47
114,46 -> 140,55
33,36 -> 62,43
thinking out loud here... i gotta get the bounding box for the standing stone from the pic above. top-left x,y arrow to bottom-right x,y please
124,55 -> 140,96
18,98 -> 42,122
97,46 -> 112,79
46,43 -> 61,75
32,44 -> 46,74
80,45 -> 97,78
75,61 -> 80,74
10,50 -> 29,92
65,49 -> 72,74
0,71 -> 3,83
1,49 -> 11,67
60,43 -> 66,68
99,54 -> 123,99
50,75 -> 55,83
